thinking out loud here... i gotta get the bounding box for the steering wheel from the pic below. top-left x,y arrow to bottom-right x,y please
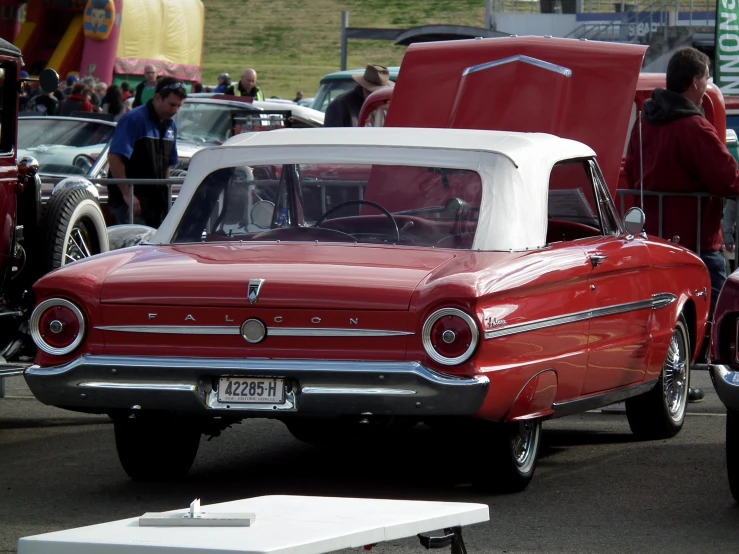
315,200 -> 400,244
73,153 -> 95,173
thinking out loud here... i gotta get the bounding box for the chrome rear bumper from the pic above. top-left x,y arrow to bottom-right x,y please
25,355 -> 489,416
710,364 -> 739,412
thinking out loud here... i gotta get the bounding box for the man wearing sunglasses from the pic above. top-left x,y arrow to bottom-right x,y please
107,76 -> 187,228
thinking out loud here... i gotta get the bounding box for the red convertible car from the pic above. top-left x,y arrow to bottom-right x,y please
23,37 -> 712,491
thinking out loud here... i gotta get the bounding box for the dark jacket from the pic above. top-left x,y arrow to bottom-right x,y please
60,94 -> 93,116
624,88 -> 739,252
107,101 -> 178,227
324,85 -> 365,127
133,80 -> 157,108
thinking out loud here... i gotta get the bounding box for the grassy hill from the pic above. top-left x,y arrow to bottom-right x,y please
201,0 -> 487,99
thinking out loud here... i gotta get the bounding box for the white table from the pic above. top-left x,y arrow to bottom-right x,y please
17,495 -> 489,554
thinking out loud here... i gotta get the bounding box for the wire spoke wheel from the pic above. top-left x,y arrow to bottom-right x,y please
662,327 -> 688,422
42,186 -> 109,275
626,314 -> 689,439
64,222 -> 94,264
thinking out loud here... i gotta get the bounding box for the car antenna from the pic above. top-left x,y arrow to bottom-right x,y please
638,109 -> 644,210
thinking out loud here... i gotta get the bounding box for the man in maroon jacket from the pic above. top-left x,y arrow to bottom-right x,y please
625,47 -> 739,402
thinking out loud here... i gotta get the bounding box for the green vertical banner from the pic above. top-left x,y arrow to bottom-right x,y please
716,0 -> 739,94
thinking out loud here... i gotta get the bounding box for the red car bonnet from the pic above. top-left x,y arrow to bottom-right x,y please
384,36 -> 646,200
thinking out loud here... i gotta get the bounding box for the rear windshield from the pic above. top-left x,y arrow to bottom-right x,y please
172,163 -> 483,249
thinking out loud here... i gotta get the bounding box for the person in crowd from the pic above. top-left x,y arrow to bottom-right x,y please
19,70 -> 30,111
324,64 -> 393,127
63,74 -> 78,96
25,87 -> 58,115
226,68 -> 264,100
132,64 -> 158,108
294,91 -> 304,103
624,47 -> 739,403
724,199 -> 737,262
54,78 -> 66,102
214,72 -> 231,93
107,76 -> 186,228
193,82 -> 203,93
120,81 -> 133,101
92,81 -> 107,111
60,82 -> 94,115
101,84 -> 124,121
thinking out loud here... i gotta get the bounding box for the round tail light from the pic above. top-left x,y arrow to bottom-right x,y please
422,308 -> 479,365
30,298 -> 86,355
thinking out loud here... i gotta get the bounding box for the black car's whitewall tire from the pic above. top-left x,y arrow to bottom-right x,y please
114,416 -> 201,482
626,314 -> 689,439
727,409 -> 739,502
42,187 -> 108,273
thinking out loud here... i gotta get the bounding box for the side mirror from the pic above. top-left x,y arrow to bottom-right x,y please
623,207 -> 646,236
38,68 -> 59,94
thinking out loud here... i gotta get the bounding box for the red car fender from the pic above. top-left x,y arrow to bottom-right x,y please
505,369 -> 558,422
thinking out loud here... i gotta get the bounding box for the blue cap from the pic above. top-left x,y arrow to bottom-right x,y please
19,70 -> 28,79
66,75 -> 79,85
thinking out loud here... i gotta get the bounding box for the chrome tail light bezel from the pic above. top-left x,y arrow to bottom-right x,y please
421,307 -> 480,366
30,298 -> 86,356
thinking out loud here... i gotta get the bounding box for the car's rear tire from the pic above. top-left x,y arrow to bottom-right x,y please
626,314 -> 689,439
472,419 -> 542,493
42,187 -> 108,274
727,409 -> 739,502
114,416 -> 200,482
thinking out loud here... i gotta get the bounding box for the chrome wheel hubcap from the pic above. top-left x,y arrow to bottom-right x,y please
662,327 -> 687,422
512,420 -> 539,473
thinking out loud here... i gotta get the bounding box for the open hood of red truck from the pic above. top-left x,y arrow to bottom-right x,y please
386,36 -> 646,198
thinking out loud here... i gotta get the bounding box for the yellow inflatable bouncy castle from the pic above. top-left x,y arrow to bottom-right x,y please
3,0 -> 203,86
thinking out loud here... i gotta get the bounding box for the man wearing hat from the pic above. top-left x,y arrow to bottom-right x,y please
324,64 -> 394,127
214,72 -> 231,94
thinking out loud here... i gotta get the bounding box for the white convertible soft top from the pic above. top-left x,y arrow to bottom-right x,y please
154,127 -> 597,250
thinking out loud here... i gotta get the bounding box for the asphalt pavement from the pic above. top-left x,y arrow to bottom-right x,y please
1,370 -> 738,554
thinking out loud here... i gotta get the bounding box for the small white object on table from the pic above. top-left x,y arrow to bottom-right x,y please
17,495 -> 490,554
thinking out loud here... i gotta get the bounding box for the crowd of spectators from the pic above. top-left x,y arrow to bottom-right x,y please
21,71 -> 130,120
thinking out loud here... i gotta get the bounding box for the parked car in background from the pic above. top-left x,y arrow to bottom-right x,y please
18,115 -> 116,200
311,67 -> 400,113
710,273 -> 739,501
24,97 -> 324,224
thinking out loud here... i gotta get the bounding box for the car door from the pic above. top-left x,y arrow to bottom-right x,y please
547,159 -> 652,395
579,161 -> 652,394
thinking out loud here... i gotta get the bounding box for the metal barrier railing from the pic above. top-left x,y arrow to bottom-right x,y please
616,189 -> 739,272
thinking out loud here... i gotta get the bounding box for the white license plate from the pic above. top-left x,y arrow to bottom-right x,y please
217,377 -> 285,404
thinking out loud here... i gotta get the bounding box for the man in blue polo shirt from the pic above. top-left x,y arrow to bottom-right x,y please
107,76 -> 187,227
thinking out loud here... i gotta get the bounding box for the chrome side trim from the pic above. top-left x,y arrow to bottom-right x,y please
95,325 -> 240,335
79,382 -> 197,392
301,387 -> 417,396
463,55 -> 572,77
268,328 -> 414,337
552,379 -> 657,418
485,295 -> 675,340
95,325 -> 413,337
652,293 -> 677,310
